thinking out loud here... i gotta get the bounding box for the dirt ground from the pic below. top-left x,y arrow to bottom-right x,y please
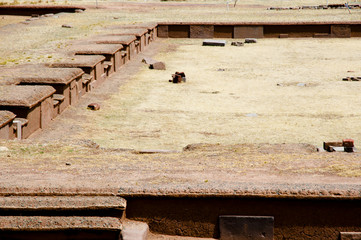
31,38 -> 361,150
0,1 -> 361,198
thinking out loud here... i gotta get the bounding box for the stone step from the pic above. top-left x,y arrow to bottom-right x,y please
0,196 -> 127,240
0,216 -> 122,231
0,216 -> 122,240
0,196 -> 126,218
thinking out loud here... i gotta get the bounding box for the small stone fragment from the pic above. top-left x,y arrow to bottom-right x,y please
87,103 -> 100,111
297,83 -> 306,87
66,162 -> 71,166
62,24 -> 73,28
245,38 -> 257,43
246,113 -> 258,117
231,41 -> 244,46
0,146 -> 9,152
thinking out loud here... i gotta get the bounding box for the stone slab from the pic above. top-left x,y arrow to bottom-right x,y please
202,39 -> 226,46
219,215 -> 274,240
0,196 -> 126,210
0,216 -> 121,231
234,26 -> 264,38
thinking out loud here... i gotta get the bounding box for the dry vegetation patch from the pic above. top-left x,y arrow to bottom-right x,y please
57,38 -> 361,151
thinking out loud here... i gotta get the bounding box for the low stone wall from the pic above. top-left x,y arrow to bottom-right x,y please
0,5 -> 86,16
157,22 -> 361,38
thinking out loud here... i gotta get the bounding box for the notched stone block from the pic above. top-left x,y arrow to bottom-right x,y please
219,215 -> 274,240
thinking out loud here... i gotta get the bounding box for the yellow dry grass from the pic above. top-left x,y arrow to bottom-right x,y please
68,38 -> 361,150
0,0 -> 360,65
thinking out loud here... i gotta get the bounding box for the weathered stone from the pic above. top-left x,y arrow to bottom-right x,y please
245,38 -> 257,43
150,62 -> 166,70
122,220 -> 149,240
231,41 -> 244,46
62,24 -> 73,28
323,141 -> 343,152
87,103 -> 100,111
343,139 -> 354,148
219,215 -> 274,240
331,25 -> 351,38
202,39 -> 226,46
190,25 -> 214,38
340,232 -> 361,240
279,34 -> 288,38
313,33 -> 330,38
234,26 -> 263,38
170,72 -> 186,83
157,25 -> 168,38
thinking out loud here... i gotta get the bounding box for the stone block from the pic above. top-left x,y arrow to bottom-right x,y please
168,25 -> 190,38
190,25 -> 214,38
343,139 -> 354,148
234,26 -> 263,38
87,103 -> 100,111
122,220 -> 149,240
245,38 -> 257,43
157,25 -> 168,38
202,39 -> 226,46
149,62 -> 166,70
214,25 -> 233,38
323,141 -> 343,152
231,41 -> 244,46
331,25 -> 351,38
219,215 -> 274,240
340,232 -> 361,240
313,33 -> 330,38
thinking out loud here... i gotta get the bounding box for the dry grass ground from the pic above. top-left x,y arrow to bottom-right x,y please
0,0 -> 360,65
41,38 -> 361,151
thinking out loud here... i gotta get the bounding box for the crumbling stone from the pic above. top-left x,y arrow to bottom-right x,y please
62,24 -> 73,28
323,139 -> 355,152
87,103 -> 100,111
169,72 -> 186,83
343,77 -> 361,81
231,41 -> 244,46
245,38 -> 257,43
142,57 -> 166,70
